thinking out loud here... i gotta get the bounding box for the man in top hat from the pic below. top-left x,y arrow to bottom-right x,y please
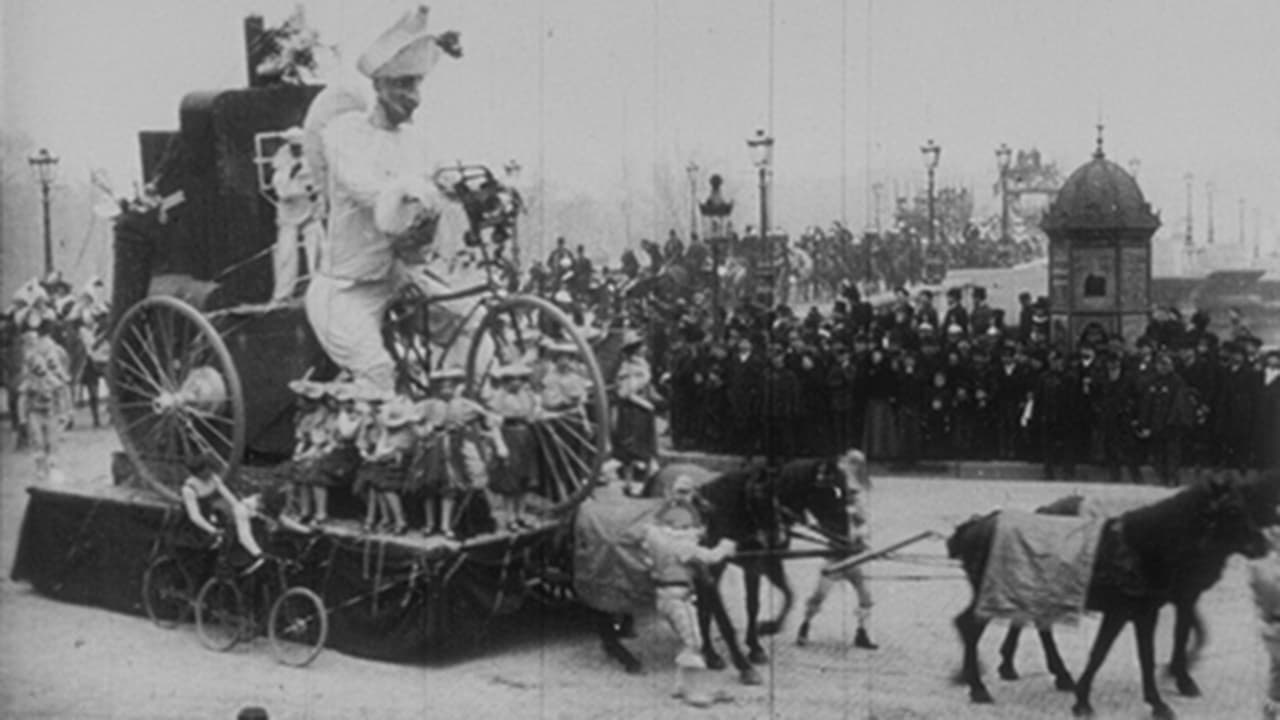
270,126 -> 323,302
304,5 -> 466,392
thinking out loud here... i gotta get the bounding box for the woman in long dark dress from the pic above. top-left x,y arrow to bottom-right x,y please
862,348 -> 899,461
613,330 -> 657,495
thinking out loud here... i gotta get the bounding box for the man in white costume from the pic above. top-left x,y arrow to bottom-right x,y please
304,5 -> 470,390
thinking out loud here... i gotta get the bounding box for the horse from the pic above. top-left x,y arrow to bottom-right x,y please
948,470 -> 1280,720
693,454 -> 854,669
994,493 -> 1207,698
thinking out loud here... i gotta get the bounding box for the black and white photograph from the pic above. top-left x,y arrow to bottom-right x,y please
2,1 -> 1280,718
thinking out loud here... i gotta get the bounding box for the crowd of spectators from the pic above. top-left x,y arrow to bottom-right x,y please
655,283 -> 1280,483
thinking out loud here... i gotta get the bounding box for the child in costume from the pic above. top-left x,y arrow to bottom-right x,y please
641,474 -> 736,708
354,391 -> 419,535
16,322 -> 70,482
1251,527 -> 1280,719
486,362 -> 541,529
284,379 -> 334,525
181,452 -> 267,574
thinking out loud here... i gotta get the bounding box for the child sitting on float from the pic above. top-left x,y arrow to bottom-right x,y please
486,361 -> 541,530
351,386 -> 410,534
181,451 -> 268,574
408,367 -> 507,539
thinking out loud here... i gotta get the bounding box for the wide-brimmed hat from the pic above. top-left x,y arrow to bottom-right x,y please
545,340 -> 579,356
357,5 -> 444,79
431,366 -> 467,383
380,397 -> 425,428
620,328 -> 645,349
287,379 -> 327,400
492,361 -> 533,379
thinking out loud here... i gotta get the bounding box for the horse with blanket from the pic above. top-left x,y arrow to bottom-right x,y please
572,451 -> 860,682
994,491 -> 1209,699
948,470 -> 1280,720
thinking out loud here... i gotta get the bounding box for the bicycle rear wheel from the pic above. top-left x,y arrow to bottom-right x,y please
142,555 -> 194,629
195,576 -> 245,652
268,587 -> 328,667
465,295 -> 609,514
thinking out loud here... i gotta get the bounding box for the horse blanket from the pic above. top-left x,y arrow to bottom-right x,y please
975,509 -> 1105,626
573,495 -> 663,614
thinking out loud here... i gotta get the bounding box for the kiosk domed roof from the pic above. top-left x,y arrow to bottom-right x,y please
1042,145 -> 1160,233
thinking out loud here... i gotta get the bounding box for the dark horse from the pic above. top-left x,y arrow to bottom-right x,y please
949,471 -> 1279,719
995,493 -> 1207,698
695,455 -> 852,669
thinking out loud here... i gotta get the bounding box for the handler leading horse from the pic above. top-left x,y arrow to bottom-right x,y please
693,450 -> 858,668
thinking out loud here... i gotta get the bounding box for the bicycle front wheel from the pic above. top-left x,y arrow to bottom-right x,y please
195,576 -> 245,652
142,554 -> 194,629
465,295 -> 609,514
268,587 -> 328,667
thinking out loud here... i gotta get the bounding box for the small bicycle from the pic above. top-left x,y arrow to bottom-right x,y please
141,515 -> 219,629
194,543 -> 329,668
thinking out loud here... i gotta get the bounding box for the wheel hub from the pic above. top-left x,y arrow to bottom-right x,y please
152,366 -> 228,414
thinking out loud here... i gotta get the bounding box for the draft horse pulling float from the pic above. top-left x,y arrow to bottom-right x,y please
948,471 -> 1280,720
84,82 -> 610,661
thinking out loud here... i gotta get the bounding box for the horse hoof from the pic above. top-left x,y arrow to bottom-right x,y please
758,620 -> 782,636
739,668 -> 763,686
997,664 -> 1019,681
747,648 -> 768,665
1071,702 -> 1094,718
1055,675 -> 1076,692
969,687 -> 993,704
704,653 -> 726,671
624,661 -> 643,675
1152,704 -> 1176,720
1175,676 -> 1200,698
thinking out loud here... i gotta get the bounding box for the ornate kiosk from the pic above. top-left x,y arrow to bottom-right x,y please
1042,134 -> 1161,348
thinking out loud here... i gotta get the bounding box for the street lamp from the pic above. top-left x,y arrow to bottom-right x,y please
920,138 -> 941,285
995,143 -> 1012,243
28,147 -> 60,276
685,161 -> 699,241
699,174 -> 733,338
503,159 -> 523,270
747,129 -> 775,302
1183,172 -> 1194,247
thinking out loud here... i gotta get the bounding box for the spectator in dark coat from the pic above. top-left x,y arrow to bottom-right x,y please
1031,349 -> 1077,479
1256,350 -> 1280,469
942,288 -> 969,336
762,346 -> 801,461
1136,353 -> 1194,486
1094,350 -> 1143,484
1215,341 -> 1260,470
726,336 -> 765,456
922,368 -> 953,459
992,344 -> 1031,460
894,351 -> 926,466
969,286 -> 995,337
863,348 -> 898,461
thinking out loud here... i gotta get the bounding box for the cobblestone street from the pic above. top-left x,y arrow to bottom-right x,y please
0,418 -> 1271,719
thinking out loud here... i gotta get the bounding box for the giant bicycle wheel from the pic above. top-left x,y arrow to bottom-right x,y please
108,297 -> 245,499
141,554 -> 194,629
194,576 -> 246,652
465,295 -> 609,515
267,587 -> 328,668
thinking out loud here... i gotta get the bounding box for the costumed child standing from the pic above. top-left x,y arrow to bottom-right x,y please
486,361 -> 541,530
284,379 -> 333,525
16,321 -> 71,483
354,393 -> 420,535
796,448 -> 878,650
409,368 -> 506,538
641,474 -> 736,708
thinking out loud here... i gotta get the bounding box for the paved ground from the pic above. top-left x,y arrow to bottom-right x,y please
0,409 -> 1272,719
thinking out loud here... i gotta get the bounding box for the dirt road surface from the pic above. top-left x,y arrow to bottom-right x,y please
0,409 -> 1271,719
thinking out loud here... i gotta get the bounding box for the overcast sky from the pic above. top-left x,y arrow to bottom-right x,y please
4,0 -> 1278,249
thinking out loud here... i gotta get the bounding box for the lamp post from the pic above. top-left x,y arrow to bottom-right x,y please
747,129 -> 775,303
1206,181 -> 1215,245
700,174 -> 733,338
686,161 -> 699,241
920,139 -> 941,286
996,143 -> 1012,243
1183,172 -> 1194,247
503,159 -> 523,271
28,148 -> 60,276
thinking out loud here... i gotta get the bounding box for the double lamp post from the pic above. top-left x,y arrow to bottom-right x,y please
29,147 -> 60,276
